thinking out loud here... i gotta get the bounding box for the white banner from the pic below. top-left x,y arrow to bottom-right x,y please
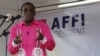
35,3 -> 100,56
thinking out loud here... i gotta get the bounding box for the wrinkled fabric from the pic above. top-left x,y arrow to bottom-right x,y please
7,19 -> 55,56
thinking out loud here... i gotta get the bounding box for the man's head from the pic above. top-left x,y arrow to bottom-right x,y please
21,2 -> 36,22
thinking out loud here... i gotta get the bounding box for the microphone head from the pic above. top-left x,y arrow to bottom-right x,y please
5,14 -> 21,21
10,15 -> 21,21
15,15 -> 21,19
6,14 -> 12,22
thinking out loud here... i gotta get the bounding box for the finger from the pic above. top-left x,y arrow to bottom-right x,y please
37,29 -> 40,34
17,34 -> 22,38
14,38 -> 22,44
36,35 -> 44,41
19,40 -> 22,43
37,28 -> 42,34
16,36 -> 22,42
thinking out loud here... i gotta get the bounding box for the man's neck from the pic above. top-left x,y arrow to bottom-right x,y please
24,19 -> 34,26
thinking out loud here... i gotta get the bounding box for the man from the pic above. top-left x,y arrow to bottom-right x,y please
7,2 -> 55,56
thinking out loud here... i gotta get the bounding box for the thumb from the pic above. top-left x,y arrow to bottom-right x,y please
16,34 -> 22,39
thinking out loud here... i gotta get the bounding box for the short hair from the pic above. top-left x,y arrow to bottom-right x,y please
21,2 -> 35,11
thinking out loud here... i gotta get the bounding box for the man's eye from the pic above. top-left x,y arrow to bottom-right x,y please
24,9 -> 27,12
30,9 -> 33,12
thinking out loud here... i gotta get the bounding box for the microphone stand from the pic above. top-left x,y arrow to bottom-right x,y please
0,19 -> 15,56
0,15 -> 7,27
0,18 -> 6,27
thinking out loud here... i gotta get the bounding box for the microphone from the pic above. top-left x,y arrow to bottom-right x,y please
6,14 -> 21,22
10,15 -> 21,21
0,14 -> 21,22
6,14 -> 12,22
0,15 -> 7,19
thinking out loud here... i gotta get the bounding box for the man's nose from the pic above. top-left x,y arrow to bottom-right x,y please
27,10 -> 31,13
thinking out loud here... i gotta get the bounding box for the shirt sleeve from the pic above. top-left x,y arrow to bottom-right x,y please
42,23 -> 55,51
7,25 -> 20,54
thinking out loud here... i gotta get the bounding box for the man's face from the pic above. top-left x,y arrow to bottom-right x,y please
22,4 -> 35,21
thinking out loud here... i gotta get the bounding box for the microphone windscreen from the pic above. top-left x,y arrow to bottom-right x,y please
6,14 -> 12,22
15,15 -> 21,19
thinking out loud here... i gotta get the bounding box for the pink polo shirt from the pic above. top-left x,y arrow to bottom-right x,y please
7,19 -> 55,56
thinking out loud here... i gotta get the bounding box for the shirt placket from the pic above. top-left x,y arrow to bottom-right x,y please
26,26 -> 30,56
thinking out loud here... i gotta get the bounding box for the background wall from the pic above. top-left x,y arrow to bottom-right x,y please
0,0 -> 100,56
35,2 -> 100,56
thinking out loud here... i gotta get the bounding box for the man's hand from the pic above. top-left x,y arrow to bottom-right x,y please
36,29 -> 44,41
14,35 -> 22,44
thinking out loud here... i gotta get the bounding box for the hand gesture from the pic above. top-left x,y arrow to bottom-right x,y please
14,35 -> 22,44
36,29 -> 44,41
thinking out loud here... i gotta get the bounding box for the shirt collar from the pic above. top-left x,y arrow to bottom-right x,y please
19,19 -> 38,27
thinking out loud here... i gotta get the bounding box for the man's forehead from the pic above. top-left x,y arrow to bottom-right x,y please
23,4 -> 33,8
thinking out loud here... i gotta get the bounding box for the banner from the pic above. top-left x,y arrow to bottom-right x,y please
35,3 -> 100,56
